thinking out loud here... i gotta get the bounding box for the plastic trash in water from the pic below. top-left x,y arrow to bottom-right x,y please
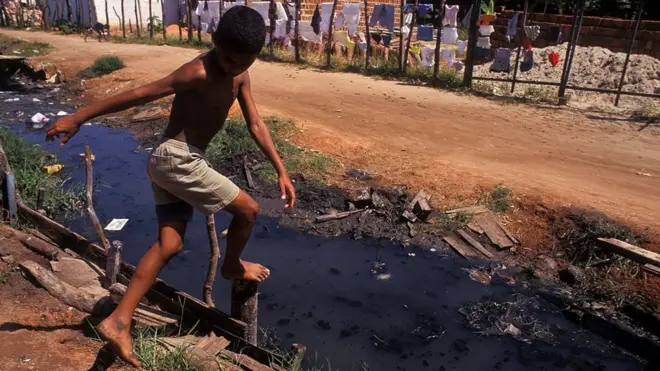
105,219 -> 129,231
32,98 -> 41,102
56,111 -> 68,116
43,164 -> 64,174
3,98 -> 19,102
31,113 -> 48,123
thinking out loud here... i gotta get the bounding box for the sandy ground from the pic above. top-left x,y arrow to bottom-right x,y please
3,30 -> 660,237
0,233 -> 127,371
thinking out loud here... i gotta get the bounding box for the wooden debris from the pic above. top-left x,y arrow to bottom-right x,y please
443,234 -> 479,259
0,225 -> 63,260
231,280 -> 259,346
243,156 -> 256,189
133,304 -> 180,327
407,221 -> 416,238
358,209 -> 373,224
467,221 -> 484,234
643,264 -> 660,276
289,344 -> 307,371
473,213 -> 515,250
158,334 -> 199,351
468,269 -> 492,285
315,209 -> 363,222
457,229 -> 493,259
596,238 -> 660,268
401,209 -> 417,223
204,214 -> 220,307
2,172 -> 17,220
346,187 -> 372,208
36,187 -> 45,211
371,192 -> 390,209
106,240 -> 122,287
446,205 -> 488,215
192,332 -> 230,357
219,349 -> 276,371
496,220 -> 519,244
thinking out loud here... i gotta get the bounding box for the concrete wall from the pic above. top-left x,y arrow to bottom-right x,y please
492,10 -> 660,59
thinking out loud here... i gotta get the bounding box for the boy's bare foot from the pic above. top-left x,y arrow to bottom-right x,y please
221,260 -> 270,282
97,317 -> 142,368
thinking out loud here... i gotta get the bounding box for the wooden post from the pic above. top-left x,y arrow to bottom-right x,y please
231,280 -> 259,345
178,0 -> 183,40
433,0 -> 445,78
129,17 -> 132,33
268,0 -> 275,56
65,0 -> 72,23
87,0 -> 93,28
160,0 -> 166,40
2,173 -> 17,221
36,187 -> 45,211
105,0 -> 110,32
148,0 -> 153,39
120,0 -> 126,38
134,0 -> 141,37
403,0 -> 418,74
294,0 -> 300,63
289,344 -> 307,370
197,13 -> 201,41
106,240 -> 122,286
84,146 -> 113,282
364,0 -> 370,70
398,0 -> 404,71
186,0 -> 192,41
325,0 -> 338,67
137,0 -> 144,36
203,215 -> 220,307
462,0 -> 482,88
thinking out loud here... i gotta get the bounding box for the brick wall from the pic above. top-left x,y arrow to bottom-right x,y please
491,10 -> 660,59
298,0 -> 402,30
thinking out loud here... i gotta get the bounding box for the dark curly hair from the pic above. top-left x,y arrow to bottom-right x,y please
212,6 -> 266,55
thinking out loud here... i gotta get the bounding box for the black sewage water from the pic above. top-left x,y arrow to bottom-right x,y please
0,88 -> 646,371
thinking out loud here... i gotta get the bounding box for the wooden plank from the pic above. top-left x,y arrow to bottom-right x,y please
457,229 -> 494,259
496,220 -> 520,245
133,304 -> 180,327
643,264 -> 660,276
443,234 -> 479,259
473,213 -> 514,250
596,238 -> 660,268
467,221 -> 484,234
445,205 -> 488,215
193,332 -> 230,356
219,349 -> 275,371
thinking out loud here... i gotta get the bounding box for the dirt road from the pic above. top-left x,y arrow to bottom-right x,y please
4,30 -> 660,233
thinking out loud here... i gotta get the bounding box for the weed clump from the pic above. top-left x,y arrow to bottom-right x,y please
482,184 -> 512,213
79,56 -> 125,78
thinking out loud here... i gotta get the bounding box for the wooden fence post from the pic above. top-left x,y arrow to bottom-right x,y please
432,0 -> 445,78
325,0 -> 338,67
120,0 -> 126,38
403,0 -> 418,74
364,0 -> 370,70
148,0 -> 153,39
186,0 -> 192,41
134,0 -> 141,37
203,214 -> 220,307
268,0 -> 275,56
294,0 -> 300,62
231,280 -> 259,345
160,0 -> 166,40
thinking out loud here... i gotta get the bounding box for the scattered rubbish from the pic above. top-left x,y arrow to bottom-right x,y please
502,323 -> 521,336
83,122 -> 93,126
43,164 -> 64,174
408,252 -> 416,257
132,107 -> 166,122
401,209 -> 417,223
559,265 -> 585,286
409,191 -> 432,221
446,205 -> 488,215
56,111 -> 68,116
30,112 -> 49,124
346,168 -> 372,181
4,98 -> 20,102
637,171 -> 652,177
220,229 -> 228,238
79,153 -> 96,161
346,187 -> 372,209
430,248 -> 436,252
105,219 -> 129,231
316,209 -> 364,222
370,261 -> 391,280
32,98 -> 41,102
358,209 -> 372,223
468,269 -> 492,285
407,221 -> 416,238
243,156 -> 256,189
48,87 -> 61,95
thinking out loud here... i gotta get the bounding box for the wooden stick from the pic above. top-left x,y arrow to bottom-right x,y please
160,0 -> 166,40
403,0 -> 418,74
203,214 -> 220,307
84,146 -> 115,285
289,344 -> 306,371
325,0 -> 339,67
231,280 -> 259,345
243,156 -> 255,189
0,224 -> 63,260
19,260 -> 114,316
268,0 -> 275,56
148,0 -> 153,39
315,209 -> 364,222
36,187 -> 45,211
457,229 -> 493,259
120,0 -> 126,38
364,0 -> 370,69
597,238 -> 660,268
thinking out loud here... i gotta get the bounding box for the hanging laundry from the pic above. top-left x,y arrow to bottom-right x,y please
550,26 -> 562,44
203,0 -> 208,11
301,22 -> 322,42
273,19 -> 287,38
479,24 -> 494,36
520,49 -> 534,72
548,50 -> 559,66
443,5 -> 459,27
206,17 -> 216,33
417,4 -> 433,18
275,1 -> 288,21
369,4 -> 395,31
319,3 -> 334,32
421,47 -> 434,67
401,12 -> 413,36
441,26 -> 458,44
334,31 -> 356,49
475,47 -> 490,59
382,34 -> 391,47
506,12 -> 518,43
522,36 -> 532,50
524,25 -> 540,41
441,48 -> 456,67
311,4 -> 321,35
251,2 -> 271,26
457,40 -> 466,55
335,13 -> 345,29
476,36 -> 491,49
453,61 -> 464,72
418,25 -> 434,41
342,3 -> 362,36
195,2 -> 204,17
491,48 -> 511,72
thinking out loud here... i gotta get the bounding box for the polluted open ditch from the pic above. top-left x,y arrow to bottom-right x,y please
0,77 -> 656,370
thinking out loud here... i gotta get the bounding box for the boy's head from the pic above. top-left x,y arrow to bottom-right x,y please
212,6 -> 266,76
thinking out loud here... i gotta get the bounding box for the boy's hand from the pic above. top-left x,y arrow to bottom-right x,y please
45,116 -> 81,146
279,174 -> 296,208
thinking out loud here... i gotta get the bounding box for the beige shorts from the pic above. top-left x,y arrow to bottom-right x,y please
147,138 -> 240,223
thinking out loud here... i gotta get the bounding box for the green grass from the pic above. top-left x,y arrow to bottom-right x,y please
480,184 -> 512,213
79,56 -> 125,78
0,34 -> 52,56
205,117 -> 336,183
0,128 -> 84,216
133,328 -> 204,371
630,102 -> 660,123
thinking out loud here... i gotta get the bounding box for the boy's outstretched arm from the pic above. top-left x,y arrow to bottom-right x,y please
46,61 -> 203,146
237,72 -> 296,208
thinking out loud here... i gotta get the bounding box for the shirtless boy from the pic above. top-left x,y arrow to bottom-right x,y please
46,7 -> 295,367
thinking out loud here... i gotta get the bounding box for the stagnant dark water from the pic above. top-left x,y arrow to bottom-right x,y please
0,88 -> 647,370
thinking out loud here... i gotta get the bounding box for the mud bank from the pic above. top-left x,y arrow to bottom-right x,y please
0,87 -> 651,370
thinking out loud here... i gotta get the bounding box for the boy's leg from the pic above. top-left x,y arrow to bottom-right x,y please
97,220 -> 187,367
220,190 -> 270,282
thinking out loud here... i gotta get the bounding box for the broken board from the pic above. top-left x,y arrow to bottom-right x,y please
596,238 -> 660,268
472,212 -> 515,250
457,229 -> 494,259
444,234 -> 479,259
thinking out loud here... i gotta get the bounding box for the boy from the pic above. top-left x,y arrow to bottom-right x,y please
84,22 -> 109,42
46,6 -> 295,367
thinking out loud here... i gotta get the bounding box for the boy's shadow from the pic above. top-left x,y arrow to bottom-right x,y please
89,343 -> 118,371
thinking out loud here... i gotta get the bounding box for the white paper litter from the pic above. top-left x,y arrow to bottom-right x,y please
30,113 -> 49,124
56,111 -> 68,116
105,219 -> 129,231
32,98 -> 41,102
